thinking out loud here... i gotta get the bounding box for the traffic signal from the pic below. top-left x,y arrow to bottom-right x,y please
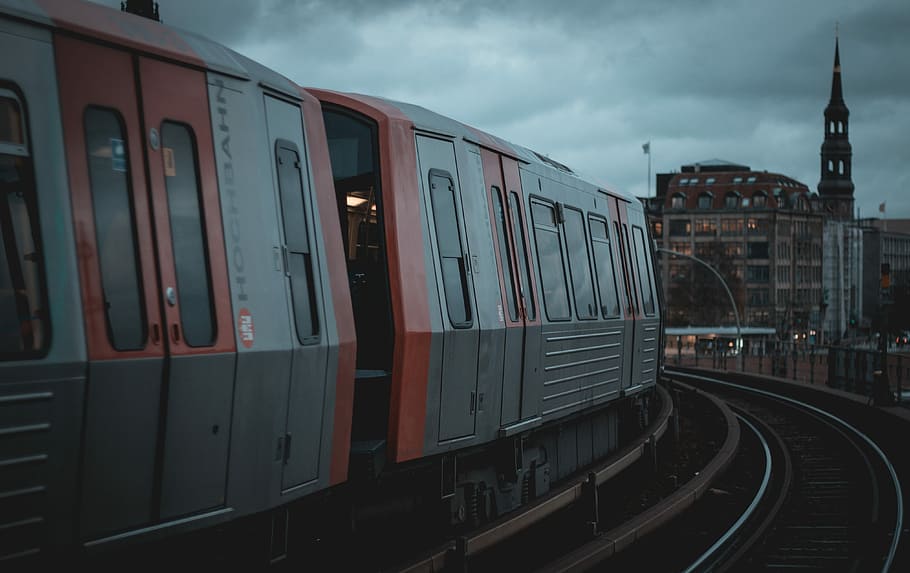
881,263 -> 891,289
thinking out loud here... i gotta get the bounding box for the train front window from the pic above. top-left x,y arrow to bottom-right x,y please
0,89 -> 48,359
322,107 -> 393,371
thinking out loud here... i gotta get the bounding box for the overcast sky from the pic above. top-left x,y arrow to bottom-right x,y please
93,0 -> 909,218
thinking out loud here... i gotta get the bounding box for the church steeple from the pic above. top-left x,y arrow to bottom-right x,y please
818,34 -> 854,220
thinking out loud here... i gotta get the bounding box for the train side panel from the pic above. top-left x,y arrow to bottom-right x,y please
0,16 -> 86,558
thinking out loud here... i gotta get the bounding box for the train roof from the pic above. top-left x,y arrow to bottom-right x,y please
2,0 -> 635,205
0,0 -> 300,98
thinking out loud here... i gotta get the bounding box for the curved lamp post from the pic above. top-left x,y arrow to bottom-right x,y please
657,248 -> 743,372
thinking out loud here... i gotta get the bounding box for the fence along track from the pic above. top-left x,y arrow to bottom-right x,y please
668,368 -> 903,573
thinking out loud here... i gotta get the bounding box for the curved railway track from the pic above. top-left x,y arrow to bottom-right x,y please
668,368 -> 904,573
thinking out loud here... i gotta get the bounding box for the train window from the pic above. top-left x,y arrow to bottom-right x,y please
490,186 -> 517,321
563,207 -> 596,320
0,89 -> 48,359
275,140 -> 320,343
160,122 -> 215,347
589,217 -> 620,318
429,169 -> 472,328
531,201 -> 569,321
84,107 -> 146,350
632,226 -> 656,316
1,95 -> 24,145
509,191 -> 535,321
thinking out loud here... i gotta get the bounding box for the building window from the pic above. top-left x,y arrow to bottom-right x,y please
721,218 -> 743,235
697,192 -> 713,209
752,192 -> 767,208
746,218 -> 768,234
651,220 -> 663,238
689,178 -> 699,185
695,218 -> 716,235
732,176 -> 743,184
668,241 -> 692,256
747,288 -> 770,306
706,177 -> 716,185
669,220 -> 691,237
827,159 -> 834,173
746,265 -> 770,283
670,193 -> 686,209
838,160 -> 845,175
679,178 -> 689,186
724,243 -> 743,257
746,176 -> 757,183
829,120 -> 835,134
724,192 -> 740,209
695,243 -> 713,257
747,242 -> 769,259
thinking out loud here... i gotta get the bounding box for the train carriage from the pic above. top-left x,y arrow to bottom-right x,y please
0,0 -> 354,558
0,0 -> 661,562
313,89 -> 661,516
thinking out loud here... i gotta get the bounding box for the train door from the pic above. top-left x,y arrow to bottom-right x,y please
56,37 -> 166,537
587,213 -> 626,404
627,208 -> 660,387
609,198 -> 641,393
481,149 -> 541,427
136,56 -> 236,519
57,35 -> 237,534
416,135 -> 480,441
262,94 -> 328,490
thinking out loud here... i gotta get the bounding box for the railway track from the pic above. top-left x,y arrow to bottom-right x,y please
666,368 -> 905,573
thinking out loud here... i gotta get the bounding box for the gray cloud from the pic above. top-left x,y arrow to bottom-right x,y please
92,0 -> 909,217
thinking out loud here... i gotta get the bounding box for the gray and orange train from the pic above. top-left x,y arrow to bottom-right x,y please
0,0 -> 662,561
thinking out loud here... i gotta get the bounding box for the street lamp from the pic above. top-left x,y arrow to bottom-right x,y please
658,248 -> 744,371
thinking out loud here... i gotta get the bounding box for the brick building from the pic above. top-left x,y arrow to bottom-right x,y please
647,160 -> 825,342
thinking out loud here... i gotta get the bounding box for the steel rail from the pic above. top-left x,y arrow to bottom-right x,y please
667,368 -> 904,573
681,413 -> 772,573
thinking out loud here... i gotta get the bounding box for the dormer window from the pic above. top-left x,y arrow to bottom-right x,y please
671,193 -> 686,209
724,191 -> 740,209
752,191 -> 768,208
697,192 -> 713,209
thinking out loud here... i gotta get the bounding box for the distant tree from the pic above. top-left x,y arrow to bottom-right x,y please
663,244 -> 744,327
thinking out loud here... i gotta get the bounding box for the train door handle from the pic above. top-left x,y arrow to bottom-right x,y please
165,286 -> 177,306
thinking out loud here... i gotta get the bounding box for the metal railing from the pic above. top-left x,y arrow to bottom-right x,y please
666,341 -> 909,406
